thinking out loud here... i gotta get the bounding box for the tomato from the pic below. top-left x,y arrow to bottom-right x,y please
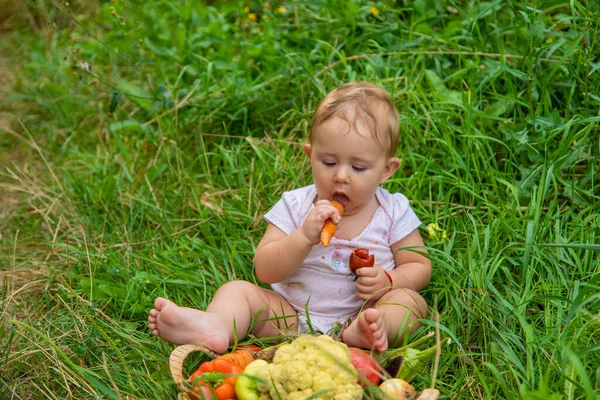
348,347 -> 381,387
349,248 -> 375,274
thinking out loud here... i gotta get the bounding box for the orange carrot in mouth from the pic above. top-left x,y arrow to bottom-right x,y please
320,200 -> 344,247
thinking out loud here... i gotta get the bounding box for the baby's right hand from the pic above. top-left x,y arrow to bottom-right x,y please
301,200 -> 342,245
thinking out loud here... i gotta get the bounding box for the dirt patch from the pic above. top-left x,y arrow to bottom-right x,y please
0,0 -> 17,91
0,18 -> 17,241
0,42 -> 14,130
0,0 -> 17,31
0,0 -> 19,161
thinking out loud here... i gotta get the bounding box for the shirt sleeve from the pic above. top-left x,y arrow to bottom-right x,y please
388,192 -> 422,245
263,190 -> 303,235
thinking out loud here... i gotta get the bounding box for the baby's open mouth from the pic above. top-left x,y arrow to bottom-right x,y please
332,193 -> 349,207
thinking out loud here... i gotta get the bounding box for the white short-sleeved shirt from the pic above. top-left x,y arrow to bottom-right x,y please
264,185 -> 422,334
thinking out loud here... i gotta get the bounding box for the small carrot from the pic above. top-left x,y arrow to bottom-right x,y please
197,345 -> 261,373
216,346 -> 260,369
320,200 -> 344,247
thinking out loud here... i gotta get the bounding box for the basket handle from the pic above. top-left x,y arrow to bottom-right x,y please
169,344 -> 219,389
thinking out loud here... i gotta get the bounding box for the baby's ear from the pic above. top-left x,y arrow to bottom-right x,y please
380,157 -> 401,184
302,143 -> 312,158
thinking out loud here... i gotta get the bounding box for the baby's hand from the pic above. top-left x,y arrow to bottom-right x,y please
301,200 -> 342,245
355,265 -> 392,301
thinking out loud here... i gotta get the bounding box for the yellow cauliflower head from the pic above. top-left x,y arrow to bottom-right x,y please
256,335 -> 363,400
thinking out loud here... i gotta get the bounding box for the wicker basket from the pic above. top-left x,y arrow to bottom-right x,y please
168,343 -> 439,400
169,344 -> 219,400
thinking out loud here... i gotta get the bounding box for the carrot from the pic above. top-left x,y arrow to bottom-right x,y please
195,344 -> 261,375
320,200 -> 345,247
217,345 -> 261,369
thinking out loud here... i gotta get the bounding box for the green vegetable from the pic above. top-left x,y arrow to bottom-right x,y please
397,338 -> 450,382
376,336 -> 450,382
235,359 -> 268,400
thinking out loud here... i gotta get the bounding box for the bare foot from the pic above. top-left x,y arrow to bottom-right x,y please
342,308 -> 388,352
148,297 -> 229,353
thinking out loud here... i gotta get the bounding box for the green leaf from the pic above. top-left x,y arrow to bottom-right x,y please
499,64 -> 532,81
396,348 -> 423,382
109,92 -> 122,113
424,69 -> 448,94
484,98 -> 515,117
116,79 -> 154,110
109,119 -> 146,134
537,243 -> 600,251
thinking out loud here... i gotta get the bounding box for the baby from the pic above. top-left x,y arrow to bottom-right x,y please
148,81 -> 431,352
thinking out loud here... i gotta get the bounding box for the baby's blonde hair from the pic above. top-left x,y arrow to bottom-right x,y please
309,82 -> 399,157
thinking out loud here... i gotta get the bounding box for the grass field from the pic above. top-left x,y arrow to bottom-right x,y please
1,1 -> 599,399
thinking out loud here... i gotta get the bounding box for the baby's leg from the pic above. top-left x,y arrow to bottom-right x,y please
342,288 -> 427,352
148,280 -> 297,352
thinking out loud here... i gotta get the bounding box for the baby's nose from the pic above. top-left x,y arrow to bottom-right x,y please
334,166 -> 350,183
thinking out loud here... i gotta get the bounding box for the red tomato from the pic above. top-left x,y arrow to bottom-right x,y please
349,347 -> 381,387
349,248 -> 375,274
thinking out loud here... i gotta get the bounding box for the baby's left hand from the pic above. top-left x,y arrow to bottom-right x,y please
354,265 -> 392,301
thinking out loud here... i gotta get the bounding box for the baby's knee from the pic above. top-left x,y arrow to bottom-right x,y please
215,280 -> 261,296
411,291 -> 428,319
385,288 -> 428,319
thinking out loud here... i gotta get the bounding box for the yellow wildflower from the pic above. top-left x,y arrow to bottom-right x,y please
427,223 -> 437,238
248,12 -> 257,21
426,223 -> 447,240
370,6 -> 379,15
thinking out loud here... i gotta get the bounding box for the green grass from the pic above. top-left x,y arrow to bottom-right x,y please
1,0 -> 599,398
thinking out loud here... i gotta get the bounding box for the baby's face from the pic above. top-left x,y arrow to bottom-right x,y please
304,117 -> 398,216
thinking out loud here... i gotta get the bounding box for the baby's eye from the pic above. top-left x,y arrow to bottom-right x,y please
322,161 -> 336,167
352,165 -> 367,172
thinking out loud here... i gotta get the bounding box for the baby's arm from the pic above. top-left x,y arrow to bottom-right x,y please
254,200 -> 341,284
388,229 -> 432,291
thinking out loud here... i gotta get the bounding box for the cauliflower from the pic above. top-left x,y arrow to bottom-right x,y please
255,335 -> 363,400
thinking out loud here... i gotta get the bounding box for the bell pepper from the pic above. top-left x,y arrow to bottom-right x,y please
235,359 -> 269,400
189,358 -> 244,400
189,384 -> 217,400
